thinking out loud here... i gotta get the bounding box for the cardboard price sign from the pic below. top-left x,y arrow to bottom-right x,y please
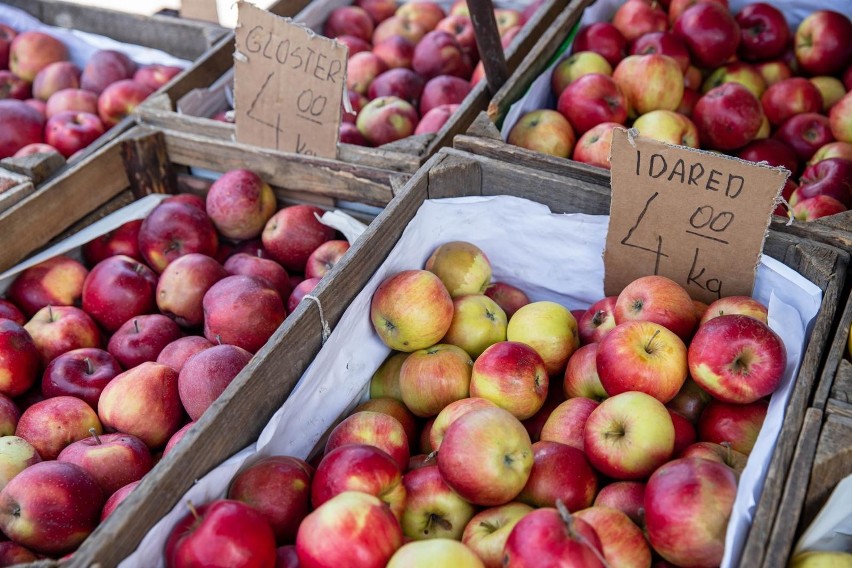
234,2 -> 346,158
604,129 -> 787,304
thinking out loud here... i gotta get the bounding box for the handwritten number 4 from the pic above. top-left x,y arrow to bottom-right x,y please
620,192 -> 669,275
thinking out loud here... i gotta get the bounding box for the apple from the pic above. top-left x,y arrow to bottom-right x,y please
630,32 -> 690,73
681,441 -> 748,475
518,441 -> 597,510
23,305 -> 100,365
683,65 -> 703,90
557,73 -> 627,136
793,195 -> 848,220
82,219 -> 143,265
340,122 -> 370,145
97,79 -> 154,128
324,410 -> 410,470
503,506 -> 605,567
573,23 -> 627,67
811,76 -> 846,111
80,50 -> 135,94
107,314 -> 182,369
462,502 -> 533,568
694,83 -> 764,151
340,35 -> 371,58
32,61 -> 79,101
356,0 -> 397,24
156,253 -> 228,327
0,461 -> 103,556
613,54 -> 683,118
415,103 -> 460,135
368,68 -> 424,106
203,275 -> 286,354
167,500 -> 277,567
736,138 -> 799,177
673,2 -> 740,69
354,398 -> 418,452
13,142 -> 59,158
435,15 -> 476,55
179,344 -> 253,420
701,296 -> 768,325
205,169 -> 276,241
632,110 -> 699,148
484,282 -> 529,318
584,391 -> 675,480
830,92 -> 852,143
396,2 -> 446,32
223,252 -> 289,301
401,464 -> 474,539
101,480 -> 139,521
156,336 -> 214,373
539,397 -> 598,451
287,277 -> 321,313
669,409 -> 697,455
776,112 -> 835,162
593,481 -> 646,526
698,398 -> 768,455
573,121 -> 620,169
755,60 -> 793,88
419,418 -> 435,454
0,395 -> 18,437
0,436 -> 40,490
736,3 -> 790,61
0,100 -> 44,158
9,31 -> 68,83
761,78 -> 823,127
507,109 -> 576,158
228,456 -> 313,544
97,362 -> 184,449
666,379 -> 710,425
16,395 -> 102,460
470,341 -> 548,420
676,88 -> 700,116
507,301 -> 579,377
413,31 -> 469,80
347,51 -> 388,95
645,458 -> 738,567
494,9 -> 521,36
795,11 -> 852,76
295,491 -> 402,568
370,269 -> 454,352
420,75 -> 471,116
41,348 -> 119,409
304,240 -> 350,281
133,64 -> 183,90
369,352 -> 408,401
325,6 -> 374,41
373,17 -> 427,45
702,62 -> 767,99
0,320 -> 40,398
0,70 -> 30,100
8,255 -> 88,317
612,0 -> 667,43
563,343 -> 607,401
430,397 -> 497,451
138,199 -> 219,274
399,343 -> 471,417
442,294 -> 507,358
789,552 -> 852,568
0,300 -> 24,325
552,52 -> 613,97
162,421 -> 194,458
578,297 -> 617,344
797,158 -> 852,208
575,506 -> 652,568
57,430 -> 152,496
262,204 -> 336,273
437,406 -> 533,506
0,24 -> 16,70
45,87 -> 98,118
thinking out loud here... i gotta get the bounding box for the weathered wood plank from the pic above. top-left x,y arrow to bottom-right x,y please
830,360 -> 852,404
813,292 -> 852,409
120,131 -> 177,197
468,0 -> 509,93
800,412 -> 852,532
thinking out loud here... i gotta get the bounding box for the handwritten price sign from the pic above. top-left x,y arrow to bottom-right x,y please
234,2 -> 346,158
604,129 -> 788,304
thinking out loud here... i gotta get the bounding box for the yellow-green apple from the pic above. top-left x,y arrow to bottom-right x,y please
313,444 -> 404,521
521,390 -> 564,443
8,255 -> 88,317
0,100 -> 44,159
412,31 -> 469,80
645,457 -> 737,567
797,158 -> 852,208
100,480 -> 139,521
0,395 -> 18,437
615,275 -> 697,341
324,6 -> 374,40
420,75 -> 471,116
80,50 -> 135,94
57,430 -> 152,496
401,464 -> 474,540
462,502 -> 533,568
205,169 -> 276,240
484,282 -> 529,318
578,297 -> 617,345
430,397 -> 497,451
0,300 -> 24,326
677,88 -> 700,116
420,417 -> 435,454
9,31 -> 68,82
584,391 -> 675,480
761,78 -> 823,127
23,305 -> 99,364
575,506 -> 652,568
225,252 -> 291,300
368,68 -> 425,107
810,77 -> 845,111
107,314 -> 182,369
0,320 -> 40,398
229,455 -> 312,543
97,79 -> 154,128
792,195 -> 847,220
441,294 -> 507,358
558,73 -> 628,135
178,344 -> 253,420
355,398 -> 418,450
97,362 -> 183,449
597,321 -> 687,403
551,52 -> 613,97
437,406 -> 533,506
370,352 -> 409,401
0,436 -> 40,490
0,461 -> 103,555
701,296 -> 768,325
373,17 -> 427,45
631,31 -> 690,73
612,0 -> 667,43
735,2 -> 789,62
540,396 -> 598,451
435,15 -> 476,55
202,275 -> 287,354
673,2 -> 740,68
507,109 -> 576,158
689,314 -> 786,404
156,336 -> 214,373
809,141 -> 852,166
683,64 -> 702,90
138,199 -> 219,274
133,64 -> 182,90
42,347 -> 120,409
632,109 -> 699,147
613,54 -> 683,117
157,253 -> 228,328
698,398 -> 767,455
388,539 -> 483,568
702,62 -> 767,99
262,204 -> 335,272
396,2 -> 445,32
370,269 -> 454,352
776,112 -> 835,161
356,0 -> 397,24
503,506 -> 605,567
167,500 -> 277,568
563,343 -> 607,401
305,240 -> 350,280
507,301 -> 578,377
82,218 -> 143,265
573,23 -> 627,67
296,491 -> 402,568
795,11 -> 852,76
45,87 -> 98,118
755,60 -> 792,88
573,121 -> 620,169
324,410 -> 410,469
737,138 -> 800,177
357,95 -> 419,146
16,395 -> 102,460
830,92 -> 852,143
593,481 -> 646,526
666,376 -> 712,424
470,341 -> 548,420
680,441 -> 747,475
694,83 -> 764,151
669,409 -> 697,455
790,551 -> 852,568
424,241 -> 491,298
163,421 -> 194,457
415,103 -> 461,135
287,277 -> 321,313
518,441 -> 597,510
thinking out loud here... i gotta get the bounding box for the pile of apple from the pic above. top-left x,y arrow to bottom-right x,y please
161,240 -> 787,568
508,1 -> 852,221
0,26 -> 184,161
0,169 -> 352,561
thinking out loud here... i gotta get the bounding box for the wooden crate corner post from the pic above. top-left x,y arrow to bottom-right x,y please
120,131 -> 177,198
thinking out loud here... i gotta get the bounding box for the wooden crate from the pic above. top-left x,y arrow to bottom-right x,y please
134,0 -> 593,174
72,148 -> 847,567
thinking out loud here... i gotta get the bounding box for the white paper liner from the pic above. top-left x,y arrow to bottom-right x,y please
794,473 -> 852,555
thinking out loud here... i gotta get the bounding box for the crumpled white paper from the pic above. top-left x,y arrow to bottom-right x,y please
794,473 -> 852,555
121,194 -> 822,568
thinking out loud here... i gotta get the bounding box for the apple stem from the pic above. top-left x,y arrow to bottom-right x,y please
215,334 -> 222,345
645,329 -> 661,353
425,450 -> 438,463
721,441 -> 733,464
89,428 -> 102,445
134,319 -> 140,334
48,305 -> 53,321
84,357 -> 94,375
556,500 -> 614,568
187,500 -> 201,522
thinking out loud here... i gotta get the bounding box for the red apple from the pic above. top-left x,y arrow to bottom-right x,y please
557,73 -> 627,135
540,396 -> 599,451
792,195 -> 848,220
0,99 -> 43,158
9,32 -> 68,83
593,481 -> 646,527
575,506 -> 652,568
13,142 -> 57,157
287,277 -> 321,313
470,341 -> 548,420
156,336 -> 213,373
613,54 -> 683,118
57,430 -> 152,496
82,219 -> 143,265
348,51 -> 388,95
202,275 -> 286,353
24,305 -> 101,364
462,502 -> 533,568
414,103 -> 460,135
612,0 -> 667,43
107,314 -> 181,369
694,83 -> 764,151
630,31 -> 690,73
357,0 -> 397,24
419,75 -> 470,116
97,79 -> 153,128
573,23 -> 627,67
503,506 -> 605,567
0,70 -> 30,100
368,68 -> 425,106
681,441 -> 748,474
325,410 -> 409,470
157,253 -> 228,327
701,296 -> 768,326
80,50 -> 135,95
178,344 -> 253,420
795,11 -> 852,76
435,15 -> 476,55
507,109 -> 576,158
484,282 -> 529,318
224,252 -> 291,300
373,17 -> 427,45
32,61 -> 79,101
354,398 -> 417,452
162,421 -> 194,457
573,121 -> 619,169
518,441 -> 597,510
761,78 -> 823,127
138,199 -> 219,274
396,2 -> 446,32
775,112 -> 835,162
673,2 -> 740,69
16,395 -> 102,460
698,398 -> 768,455
736,3 -> 790,61
339,35 -> 371,57
832,92 -> 852,144
578,297 -> 617,344
45,87 -> 98,118
412,31 -> 469,80
100,480 -> 139,521
8,255 -> 88,318
372,35 -> 415,70
669,409 -> 697,455
0,320 -> 40,398
44,111 -> 105,158
132,64 -> 182,90
42,347 -> 121,409
400,464 -> 474,540
430,397 -> 497,451
205,169 -> 276,241
0,300 -> 24,326
262,204 -> 335,273
563,343 -> 607,401
324,6 -> 374,42
797,158 -> 852,208
81,255 -> 158,332
737,138 -> 799,177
